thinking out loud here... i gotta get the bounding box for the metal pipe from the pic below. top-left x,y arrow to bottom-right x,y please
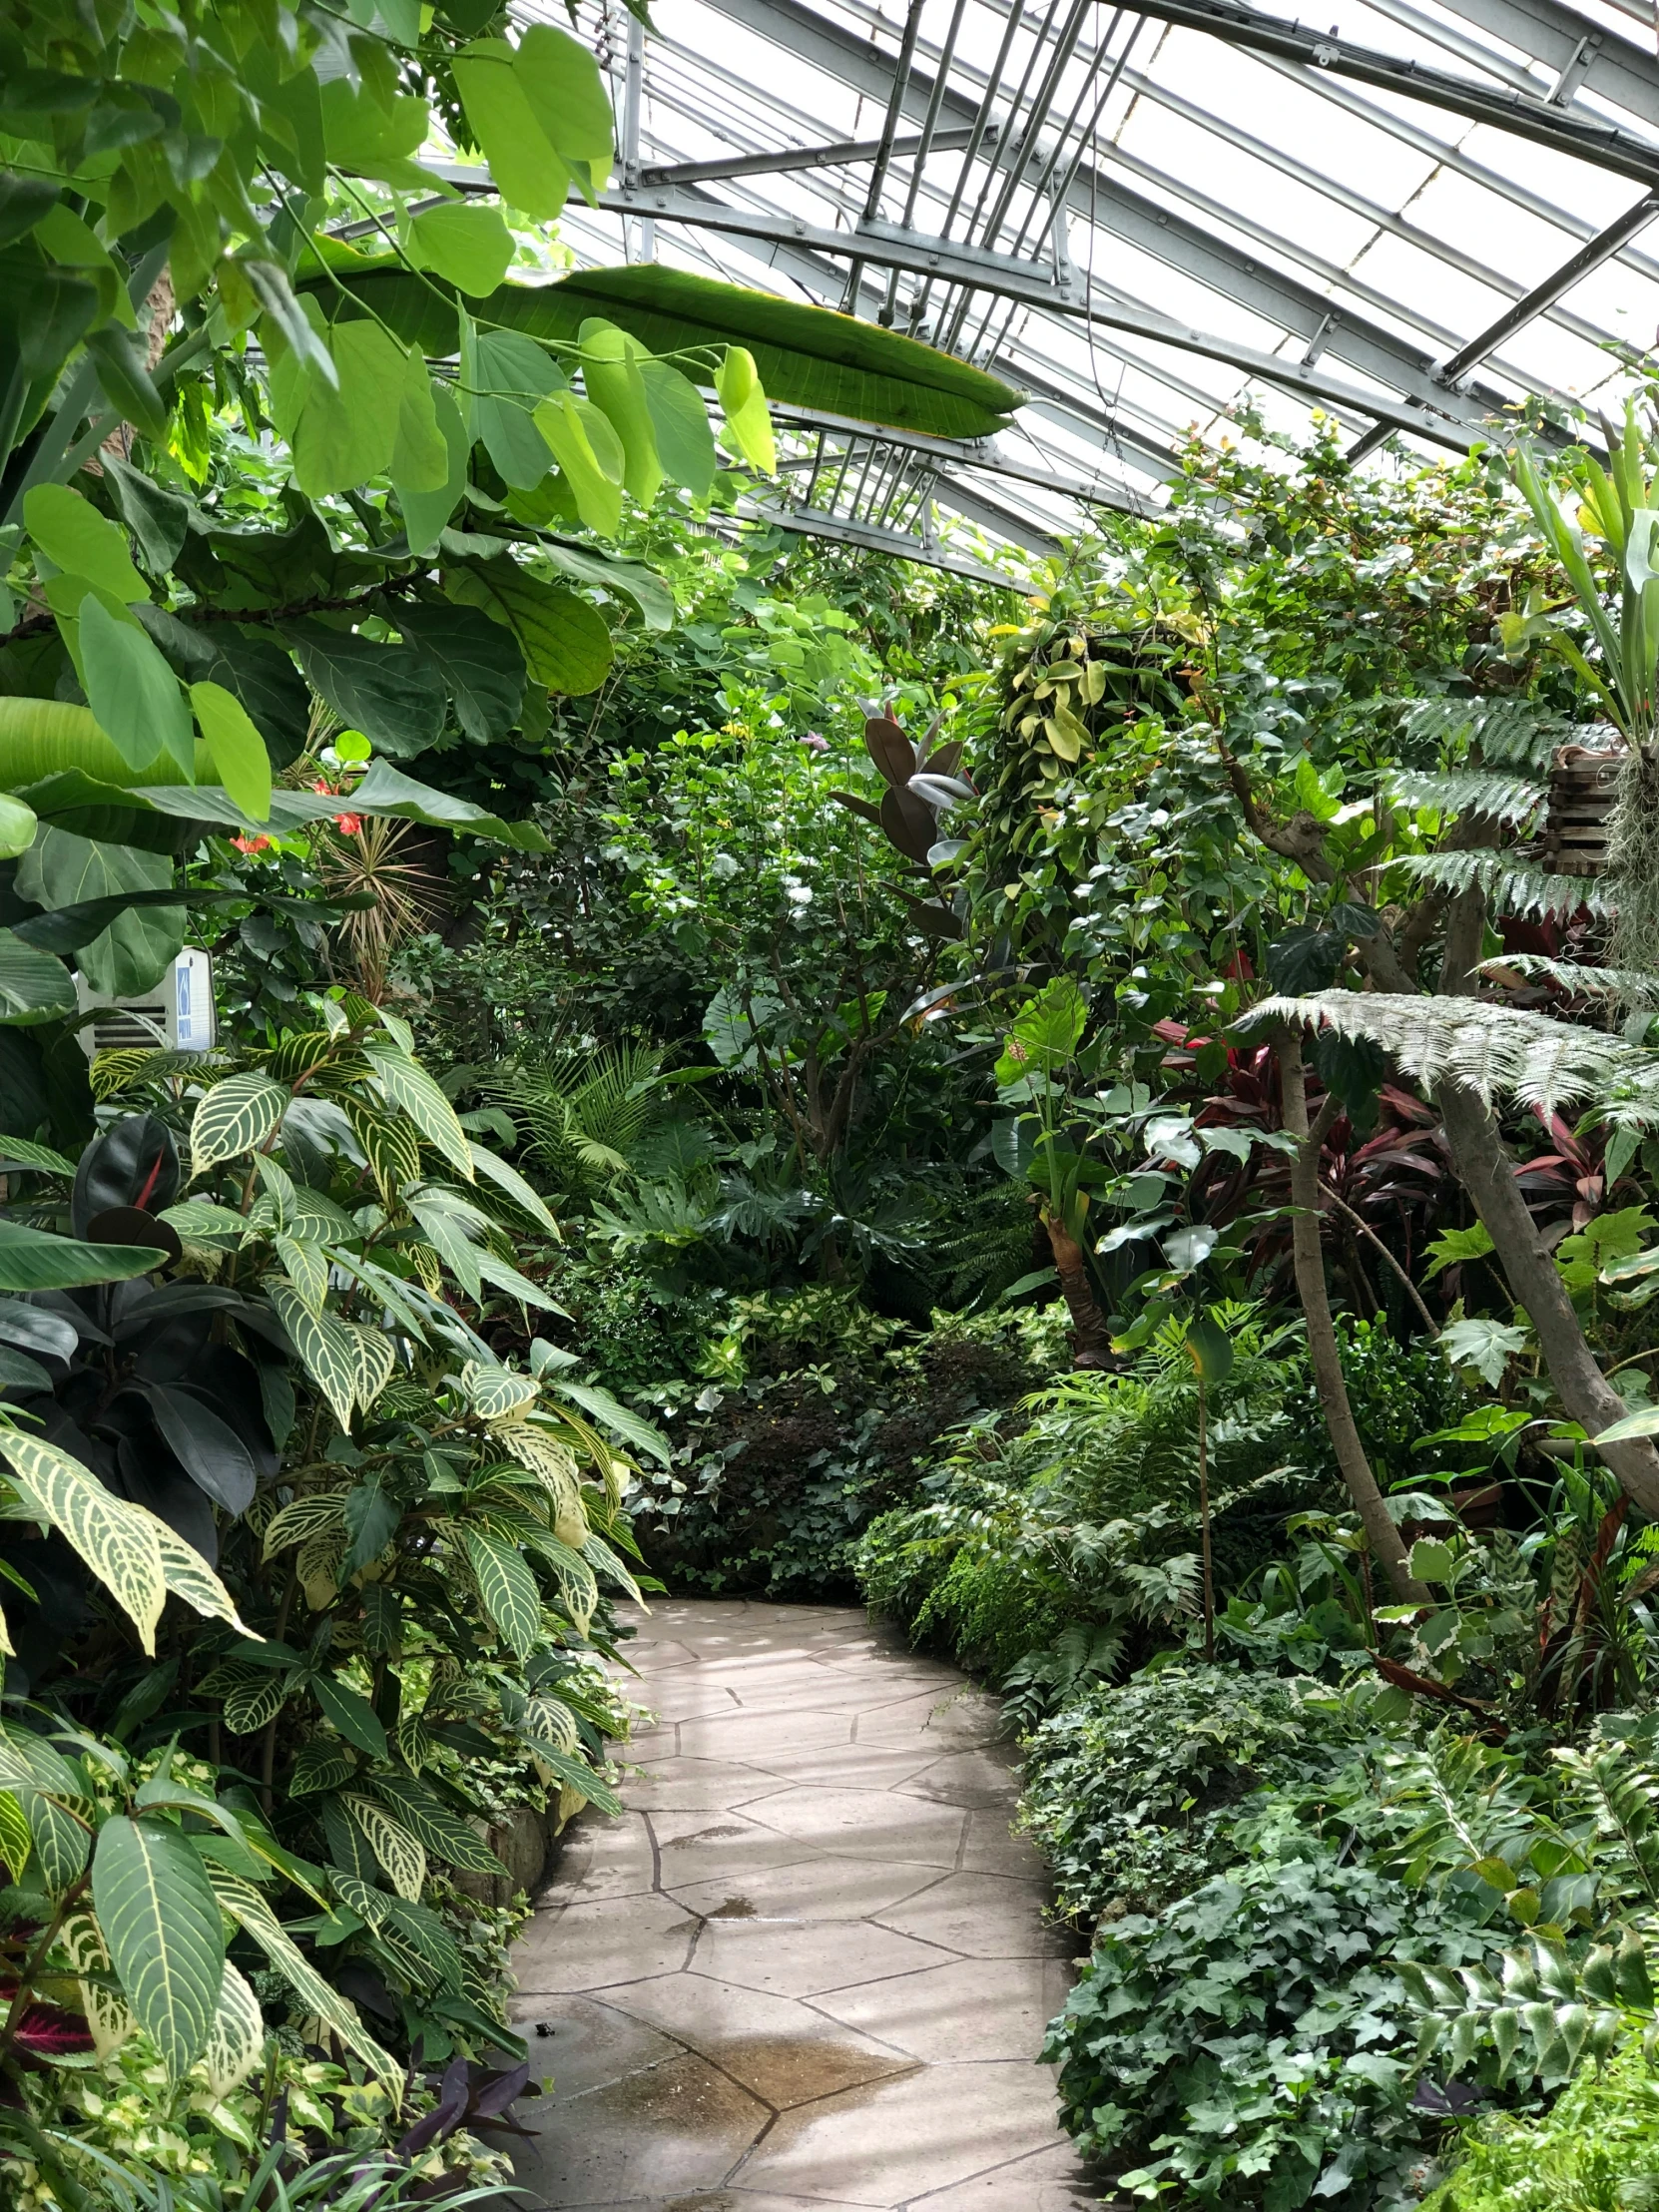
1430,191 -> 1659,386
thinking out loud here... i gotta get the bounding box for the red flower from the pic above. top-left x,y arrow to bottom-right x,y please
333,814 -> 362,835
231,833 -> 272,855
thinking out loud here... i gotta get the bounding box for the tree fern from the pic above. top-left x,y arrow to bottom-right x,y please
1387,848 -> 1608,921
1479,952 -> 1659,1004
1399,697 -> 1579,771
1388,769 -> 1548,828
1247,990 -> 1658,1116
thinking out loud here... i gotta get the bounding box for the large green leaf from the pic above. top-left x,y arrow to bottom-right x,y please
16,828 -> 184,996
407,204 -> 515,296
0,1219 -> 166,1289
190,682 -> 272,822
0,932 -> 76,1024
22,485 -> 148,605
210,1870 -> 398,2087
396,601 -> 525,744
92,1814 -> 225,2078
79,597 -> 195,777
285,620 -> 446,759
444,556 -> 613,695
395,381 -> 469,559
0,697 -> 196,793
320,266 -> 1024,441
462,324 -> 562,489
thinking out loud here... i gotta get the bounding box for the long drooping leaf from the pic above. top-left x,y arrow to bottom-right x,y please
0,1220 -> 166,1290
92,1814 -> 225,2079
319,266 -> 1023,441
209,1871 -> 399,2086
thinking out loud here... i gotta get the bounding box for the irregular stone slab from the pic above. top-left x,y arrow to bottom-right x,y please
741,1785 -> 967,1867
600,1970 -> 916,2106
813,1954 -> 1075,2062
737,2060 -> 1068,2202
507,1597 -> 1096,2211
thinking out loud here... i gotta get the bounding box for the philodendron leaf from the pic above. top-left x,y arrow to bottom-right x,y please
0,1429 -> 166,1652
93,1813 -> 225,2079
190,1072 -> 289,1176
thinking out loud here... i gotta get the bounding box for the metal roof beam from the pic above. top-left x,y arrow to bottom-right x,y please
599,183 -> 1493,449
1390,0 -> 1659,132
642,122 -> 986,186
686,0 -> 1525,428
1110,0 -> 1659,183
1432,190 -> 1659,385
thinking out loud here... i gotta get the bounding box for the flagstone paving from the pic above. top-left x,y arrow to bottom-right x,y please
506,1596 -> 1099,2210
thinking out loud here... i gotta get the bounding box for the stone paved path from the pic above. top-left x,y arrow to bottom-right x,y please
506,1595 -> 1097,2210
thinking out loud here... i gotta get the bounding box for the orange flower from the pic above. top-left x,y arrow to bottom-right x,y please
333,813 -> 362,835
231,833 -> 272,855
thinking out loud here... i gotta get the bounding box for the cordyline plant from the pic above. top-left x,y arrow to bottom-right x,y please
0,995 -> 660,2196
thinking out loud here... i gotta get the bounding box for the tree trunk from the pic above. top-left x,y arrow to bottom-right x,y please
1043,1214 -> 1113,1369
1436,1086 -> 1659,1514
1435,885 -> 1659,1516
1281,1034 -> 1431,1602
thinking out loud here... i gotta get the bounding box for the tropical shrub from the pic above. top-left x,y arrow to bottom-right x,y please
1018,1665 -> 1373,1924
1045,1837 -> 1496,2210
0,1001 -> 659,2197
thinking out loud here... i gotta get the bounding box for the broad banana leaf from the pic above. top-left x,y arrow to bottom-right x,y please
304,260 -> 1023,443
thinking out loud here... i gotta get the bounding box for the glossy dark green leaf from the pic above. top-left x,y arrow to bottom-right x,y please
145,1383 -> 258,1515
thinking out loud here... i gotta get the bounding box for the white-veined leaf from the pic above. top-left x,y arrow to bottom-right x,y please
62,1911 -> 138,2057
93,1814 -> 225,2079
345,1325 -> 395,1412
276,1234 -> 329,1316
464,1526 -> 542,1658
461,1362 -> 539,1420
209,1871 -> 399,2086
153,1521 -> 255,1633
0,1430 -> 166,1652
200,1958 -> 265,2098
469,1139 -> 558,1231
268,1286 -> 358,1428
363,1042 -> 473,1179
263,1490 -> 349,1559
190,1073 -> 290,1177
343,1794 -> 426,1900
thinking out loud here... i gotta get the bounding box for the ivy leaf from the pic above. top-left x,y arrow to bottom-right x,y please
93,1814 -> 225,2079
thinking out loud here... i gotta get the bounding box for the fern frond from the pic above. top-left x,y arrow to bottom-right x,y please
1400,698 -> 1579,771
1387,849 -> 1607,921
1244,989 -> 1654,1113
1389,771 -> 1547,827
1478,954 -> 1659,1004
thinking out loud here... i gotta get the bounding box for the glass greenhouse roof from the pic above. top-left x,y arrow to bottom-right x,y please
514,0 -> 1659,568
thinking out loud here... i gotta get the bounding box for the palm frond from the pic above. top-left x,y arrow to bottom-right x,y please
1245,989 -> 1658,1115
1386,849 -> 1607,921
